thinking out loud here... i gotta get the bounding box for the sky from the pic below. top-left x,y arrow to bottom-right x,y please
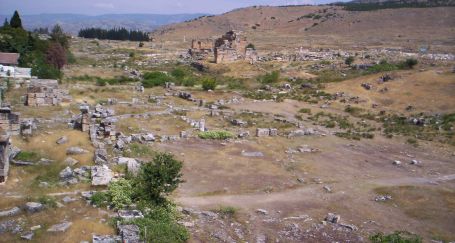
0,0 -> 345,15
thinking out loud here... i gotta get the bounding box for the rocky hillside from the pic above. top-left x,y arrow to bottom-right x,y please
151,5 -> 455,52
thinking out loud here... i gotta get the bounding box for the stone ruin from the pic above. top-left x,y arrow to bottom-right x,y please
25,79 -> 71,106
189,30 -> 258,64
189,39 -> 214,60
0,129 -> 10,183
0,106 -> 20,135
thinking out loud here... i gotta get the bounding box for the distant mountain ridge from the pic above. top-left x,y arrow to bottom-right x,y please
0,13 -> 208,34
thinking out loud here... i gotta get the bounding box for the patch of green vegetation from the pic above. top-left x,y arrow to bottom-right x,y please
91,191 -> 110,207
127,204 -> 189,243
299,108 -> 312,114
142,71 -> 170,88
37,195 -> 57,208
198,130 -> 234,140
15,151 -> 40,162
214,206 -> 237,218
258,70 -> 280,84
124,143 -> 155,158
406,138 -> 418,147
108,178 -> 133,209
202,77 -> 217,91
370,231 -> 422,243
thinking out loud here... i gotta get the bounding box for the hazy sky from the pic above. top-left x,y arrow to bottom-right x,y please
0,0 -> 345,15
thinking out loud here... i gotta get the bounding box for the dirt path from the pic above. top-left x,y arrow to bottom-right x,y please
175,174 -> 455,209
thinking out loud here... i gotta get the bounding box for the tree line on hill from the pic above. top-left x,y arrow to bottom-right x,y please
0,10 -> 73,79
78,27 -> 150,41
333,0 -> 454,11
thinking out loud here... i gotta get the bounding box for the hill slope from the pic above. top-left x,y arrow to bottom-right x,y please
151,5 -> 455,52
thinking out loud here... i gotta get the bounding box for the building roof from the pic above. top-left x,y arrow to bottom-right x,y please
0,53 -> 20,66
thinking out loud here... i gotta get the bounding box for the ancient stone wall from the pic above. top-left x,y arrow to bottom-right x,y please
0,131 -> 10,183
25,79 -> 71,106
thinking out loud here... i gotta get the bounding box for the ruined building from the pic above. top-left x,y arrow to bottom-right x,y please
25,79 -> 72,106
214,31 -> 248,64
189,31 -> 258,64
189,39 -> 214,60
0,129 -> 10,183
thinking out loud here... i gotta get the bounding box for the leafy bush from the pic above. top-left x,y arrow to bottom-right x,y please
215,206 -> 237,218
345,56 -> 355,66
142,72 -> 169,88
108,178 -> 133,209
38,195 -> 57,208
198,130 -> 234,140
130,204 -> 189,243
171,68 -> 186,80
91,191 -> 110,207
370,231 -> 422,243
134,153 -> 184,204
202,78 -> 217,91
258,71 -> 280,84
401,58 -> 418,69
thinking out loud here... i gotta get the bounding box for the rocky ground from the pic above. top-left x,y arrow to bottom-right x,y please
0,38 -> 454,243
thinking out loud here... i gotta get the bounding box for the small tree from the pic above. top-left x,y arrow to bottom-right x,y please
50,24 -> 69,49
345,56 -> 355,66
10,10 -> 22,29
403,58 -> 418,69
2,18 -> 9,28
202,77 -> 217,91
46,42 -> 67,70
134,153 -> 183,204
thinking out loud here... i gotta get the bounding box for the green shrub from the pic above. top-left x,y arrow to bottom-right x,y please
91,191 -> 110,207
142,72 -> 169,88
38,195 -> 57,208
370,231 -> 422,243
202,78 -> 217,91
134,153 -> 183,204
108,178 -> 133,209
130,205 -> 189,243
258,71 -> 280,84
171,68 -> 186,79
246,43 -> 255,50
96,78 -> 107,86
198,130 -> 234,140
345,56 -> 355,66
215,206 -> 237,218
299,108 -> 311,114
400,58 -> 418,69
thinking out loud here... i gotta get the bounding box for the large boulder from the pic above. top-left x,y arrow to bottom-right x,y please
91,165 -> 113,186
59,167 -> 73,180
118,224 -> 141,243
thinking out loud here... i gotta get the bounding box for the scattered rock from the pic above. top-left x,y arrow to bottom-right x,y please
118,210 -> 144,220
66,147 -> 88,155
324,213 -> 340,223
392,160 -> 402,165
64,157 -> 79,166
56,136 -> 68,145
25,202 -> 43,213
256,209 -> 268,215
59,166 -> 73,180
410,159 -> 422,165
21,231 -> 34,240
62,196 -> 77,204
0,207 -> 21,217
241,151 -> 264,157
47,221 -> 72,232
374,195 -> 392,202
92,235 -> 122,243
118,224 -> 141,242
323,185 -> 332,193
94,148 -> 109,164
